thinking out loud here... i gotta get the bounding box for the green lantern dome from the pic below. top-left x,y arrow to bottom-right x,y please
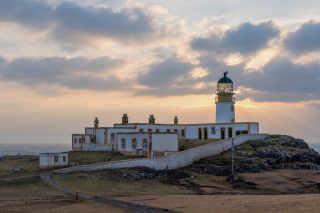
218,71 -> 233,84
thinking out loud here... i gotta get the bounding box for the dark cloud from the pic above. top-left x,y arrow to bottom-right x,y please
138,57 -> 194,87
0,0 -> 53,29
52,2 -> 153,44
136,54 -> 320,102
191,21 -> 279,55
284,21 -> 320,55
201,57 -> 320,102
0,56 -> 129,91
0,0 -> 155,46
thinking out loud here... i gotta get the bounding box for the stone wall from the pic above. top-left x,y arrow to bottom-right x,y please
56,134 -> 269,174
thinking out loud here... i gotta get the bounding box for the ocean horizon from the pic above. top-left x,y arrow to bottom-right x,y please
0,143 -> 71,157
0,142 -> 319,157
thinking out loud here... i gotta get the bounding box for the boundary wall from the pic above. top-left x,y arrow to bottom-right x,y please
55,134 -> 269,174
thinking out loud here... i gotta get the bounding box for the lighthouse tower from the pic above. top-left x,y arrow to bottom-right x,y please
215,72 -> 235,123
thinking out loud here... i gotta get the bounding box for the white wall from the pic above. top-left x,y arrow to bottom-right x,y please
72,134 -> 91,150
117,133 -> 149,152
56,134 -> 268,173
216,102 -> 235,123
152,133 -> 178,152
40,153 -> 68,169
82,143 -> 113,152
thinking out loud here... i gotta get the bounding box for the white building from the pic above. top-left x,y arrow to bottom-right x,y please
72,72 -> 259,156
39,152 -> 69,169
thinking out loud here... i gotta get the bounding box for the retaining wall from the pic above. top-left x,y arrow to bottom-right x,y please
55,134 -> 269,174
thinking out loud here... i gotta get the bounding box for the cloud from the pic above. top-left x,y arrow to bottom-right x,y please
200,57 -> 320,102
138,57 -> 194,87
52,2 -> 154,44
0,56 -> 129,91
191,21 -> 279,55
238,59 -> 320,102
0,0 -> 156,47
284,21 -> 320,55
0,0 -> 53,29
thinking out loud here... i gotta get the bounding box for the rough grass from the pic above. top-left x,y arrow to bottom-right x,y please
68,151 -> 139,165
53,170 -> 194,196
0,155 -> 40,179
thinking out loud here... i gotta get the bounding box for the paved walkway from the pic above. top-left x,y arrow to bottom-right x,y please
40,172 -> 170,213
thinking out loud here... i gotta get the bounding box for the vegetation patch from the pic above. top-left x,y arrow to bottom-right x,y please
68,151 -> 139,165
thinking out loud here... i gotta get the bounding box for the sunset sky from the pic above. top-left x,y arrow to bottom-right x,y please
0,0 -> 319,145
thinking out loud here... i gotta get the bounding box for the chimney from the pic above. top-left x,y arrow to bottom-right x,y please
149,115 -> 155,124
122,114 -> 129,124
174,116 -> 178,125
94,117 -> 99,128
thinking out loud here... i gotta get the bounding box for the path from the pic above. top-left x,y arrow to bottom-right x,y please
40,172 -> 170,213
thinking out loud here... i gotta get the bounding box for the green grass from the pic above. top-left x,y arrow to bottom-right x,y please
68,151 -> 139,165
53,170 -> 194,196
179,139 -> 220,151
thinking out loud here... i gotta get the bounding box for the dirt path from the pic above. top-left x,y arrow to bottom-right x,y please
40,172 -> 169,213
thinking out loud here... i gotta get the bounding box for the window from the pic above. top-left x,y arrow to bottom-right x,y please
139,128 -> 144,133
111,133 -> 115,141
211,126 -> 216,134
167,129 -> 171,132
62,156 -> 66,162
230,105 -> 234,112
121,138 -> 126,149
54,156 -> 58,163
174,129 -> 178,133
73,138 -> 77,144
143,138 -> 148,149
181,129 -> 185,137
156,129 -> 160,133
132,138 -> 137,149
148,129 -> 152,133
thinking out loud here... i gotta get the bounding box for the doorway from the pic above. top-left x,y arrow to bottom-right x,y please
228,127 -> 233,138
198,128 -> 202,139
221,128 -> 225,139
204,128 -> 208,140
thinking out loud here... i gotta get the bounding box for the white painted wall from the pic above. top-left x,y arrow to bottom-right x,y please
216,102 -> 235,123
81,144 -> 113,152
40,153 -> 68,169
152,133 -> 178,152
117,133 -> 149,152
72,134 -> 91,150
56,134 -> 269,173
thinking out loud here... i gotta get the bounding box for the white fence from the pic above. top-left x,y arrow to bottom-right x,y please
55,134 -> 269,174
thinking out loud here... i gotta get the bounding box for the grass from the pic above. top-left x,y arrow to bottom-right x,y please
179,139 -> 220,151
53,170 -> 194,196
68,151 -> 139,165
0,155 -> 40,179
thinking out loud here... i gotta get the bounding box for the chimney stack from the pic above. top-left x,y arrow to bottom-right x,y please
122,114 -> 129,124
94,117 -> 99,128
174,116 -> 178,125
149,115 -> 155,124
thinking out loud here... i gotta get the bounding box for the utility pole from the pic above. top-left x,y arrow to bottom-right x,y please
231,137 -> 235,177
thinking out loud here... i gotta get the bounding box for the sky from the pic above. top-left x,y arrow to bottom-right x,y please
0,0 -> 319,145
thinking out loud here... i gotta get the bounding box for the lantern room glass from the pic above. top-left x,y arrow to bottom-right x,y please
217,82 -> 233,93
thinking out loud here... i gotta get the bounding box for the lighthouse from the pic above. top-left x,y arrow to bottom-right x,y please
215,71 -> 235,123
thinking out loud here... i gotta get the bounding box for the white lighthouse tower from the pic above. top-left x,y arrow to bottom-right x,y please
215,71 -> 235,123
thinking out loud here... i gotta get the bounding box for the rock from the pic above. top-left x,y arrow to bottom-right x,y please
186,135 -> 320,176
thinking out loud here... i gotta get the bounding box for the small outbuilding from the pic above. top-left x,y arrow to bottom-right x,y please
39,152 -> 69,169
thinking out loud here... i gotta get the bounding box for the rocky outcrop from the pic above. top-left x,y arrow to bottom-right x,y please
187,135 -> 320,176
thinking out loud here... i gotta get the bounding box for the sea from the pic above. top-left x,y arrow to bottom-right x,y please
0,143 -> 71,157
0,142 -> 319,157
